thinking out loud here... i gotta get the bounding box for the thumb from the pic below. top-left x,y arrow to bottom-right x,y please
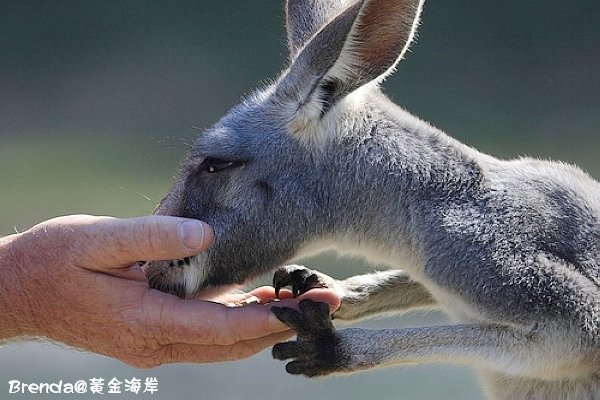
52,215 -> 214,269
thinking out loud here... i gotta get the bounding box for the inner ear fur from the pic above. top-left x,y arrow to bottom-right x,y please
278,0 -> 424,127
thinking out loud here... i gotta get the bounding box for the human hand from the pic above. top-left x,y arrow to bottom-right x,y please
0,215 -> 340,367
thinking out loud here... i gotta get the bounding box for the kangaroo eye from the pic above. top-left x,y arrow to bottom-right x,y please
200,157 -> 243,173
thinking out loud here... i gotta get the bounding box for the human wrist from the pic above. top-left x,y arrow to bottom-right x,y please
0,234 -> 37,340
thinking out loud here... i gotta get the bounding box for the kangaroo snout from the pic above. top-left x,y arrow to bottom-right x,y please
145,257 -> 200,298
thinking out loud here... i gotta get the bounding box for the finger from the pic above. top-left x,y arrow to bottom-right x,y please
276,288 -> 341,313
62,215 -> 214,269
115,262 -> 148,281
158,331 -> 294,364
211,286 -> 339,308
202,286 -> 284,307
194,286 -> 292,306
235,286 -> 295,303
142,290 -> 292,346
143,287 -> 338,346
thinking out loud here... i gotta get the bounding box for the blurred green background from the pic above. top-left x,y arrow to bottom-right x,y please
1,1 -> 599,399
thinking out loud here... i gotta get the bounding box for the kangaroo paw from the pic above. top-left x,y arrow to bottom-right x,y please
271,299 -> 350,377
273,265 -> 337,298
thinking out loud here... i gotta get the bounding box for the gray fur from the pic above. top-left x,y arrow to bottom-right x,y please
146,0 -> 600,398
286,0 -> 352,59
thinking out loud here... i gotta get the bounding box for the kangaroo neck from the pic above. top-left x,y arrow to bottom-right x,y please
326,95 -> 485,258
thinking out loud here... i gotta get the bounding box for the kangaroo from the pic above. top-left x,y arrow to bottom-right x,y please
145,0 -> 600,398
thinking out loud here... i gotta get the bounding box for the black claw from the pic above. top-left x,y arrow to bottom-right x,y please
273,266 -> 329,299
273,269 -> 292,298
290,269 -> 315,297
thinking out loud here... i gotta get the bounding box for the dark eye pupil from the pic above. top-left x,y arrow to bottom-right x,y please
201,157 -> 240,173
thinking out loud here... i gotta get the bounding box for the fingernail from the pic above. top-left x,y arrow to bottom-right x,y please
178,220 -> 206,250
243,296 -> 261,305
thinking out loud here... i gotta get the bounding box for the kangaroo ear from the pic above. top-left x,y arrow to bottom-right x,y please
286,0 -> 353,60
278,0 -> 424,129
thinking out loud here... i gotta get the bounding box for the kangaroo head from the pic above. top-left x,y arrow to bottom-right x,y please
146,0 -> 424,298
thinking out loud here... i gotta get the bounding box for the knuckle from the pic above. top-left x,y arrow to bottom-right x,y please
126,344 -> 172,368
227,346 -> 247,361
20,219 -> 80,264
227,342 -> 261,361
125,336 -> 165,368
136,217 -> 170,260
123,355 -> 162,369
158,344 -> 176,363
124,322 -> 163,357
